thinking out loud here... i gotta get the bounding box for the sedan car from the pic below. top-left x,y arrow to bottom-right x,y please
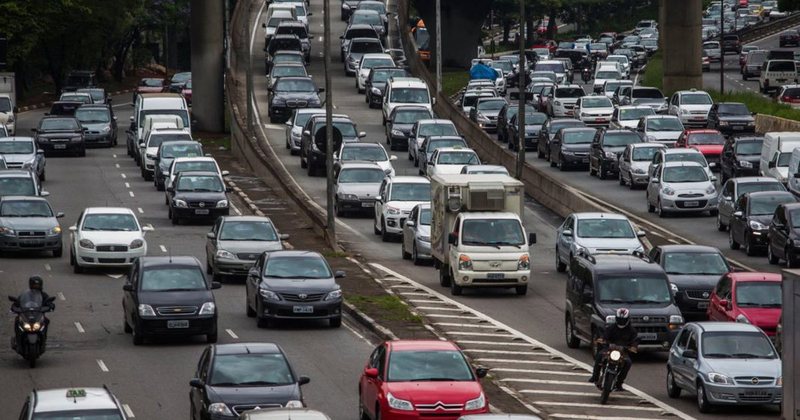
334,163 -> 386,216
358,340 -> 489,420
706,102 -> 755,135
426,147 -> 481,178
285,108 -> 324,154
549,127 -> 596,170
418,136 -> 468,175
618,143 -> 666,189
611,106 -> 655,129
666,322 -> 781,412
206,216 -> 286,280
0,137 -> 45,181
167,171 -> 231,225
335,143 -> 396,177
574,96 -> 614,127
554,212 -> 645,272
728,191 -> 797,255
647,162 -> 718,217
401,203 -> 431,265
0,195 -> 63,257
245,250 -> 344,328
190,343 -> 309,419
708,272 -> 782,335
468,97 -> 508,133
32,116 -> 86,157
122,256 -> 221,345
268,77 -> 324,123
717,177 -> 786,232
154,140 -> 205,191
408,119 -> 459,165
267,63 -> 309,90
74,104 -> 117,147
385,105 -> 433,151
675,129 -> 726,170
374,176 -> 431,240
507,111 -> 548,151
536,118 -> 585,158
69,207 -> 152,273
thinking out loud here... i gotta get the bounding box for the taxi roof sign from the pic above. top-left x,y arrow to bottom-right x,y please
66,389 -> 86,399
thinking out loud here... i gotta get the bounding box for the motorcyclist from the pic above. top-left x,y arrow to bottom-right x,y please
11,276 -> 54,349
588,307 -> 639,390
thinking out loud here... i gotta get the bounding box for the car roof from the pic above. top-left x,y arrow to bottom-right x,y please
644,114 -> 680,120
362,53 -> 393,59
417,119 -> 453,125
242,408 -> 332,420
572,212 -> 629,220
0,195 -> 47,202
560,127 -> 597,134
692,321 -> 765,334
389,176 -> 430,184
661,161 -> 704,168
731,176 -> 781,184
295,108 -> 326,115
160,140 -> 200,146
388,79 -> 427,88
685,129 -> 721,134
663,148 -> 701,154
0,170 -> 35,177
0,136 -> 35,142
177,170 -> 220,177
84,207 -> 136,215
277,20 -> 306,27
727,272 -> 782,282
587,254 -> 662,271
212,342 -> 283,355
630,142 -> 665,148
436,147 -> 475,154
388,339 -> 460,351
140,256 -> 200,267
744,190 -> 794,199
657,244 -> 722,254
343,142 -> 383,148
173,156 -> 217,163
34,388 -> 120,413
267,250 -> 323,258
220,215 -> 274,223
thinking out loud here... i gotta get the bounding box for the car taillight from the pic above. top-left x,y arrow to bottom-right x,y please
782,96 -> 800,103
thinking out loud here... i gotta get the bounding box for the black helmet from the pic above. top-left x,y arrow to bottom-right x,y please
615,307 -> 630,328
29,276 -> 43,291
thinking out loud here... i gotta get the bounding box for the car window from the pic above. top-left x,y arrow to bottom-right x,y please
462,219 -> 525,246
75,108 -> 111,123
141,267 -> 206,291
596,276 -> 671,304
676,329 -> 690,349
219,220 -> 278,241
176,175 -> 224,192
0,177 -> 36,196
389,183 -> 430,201
749,194 -> 796,215
663,252 -> 728,275
274,78 -> 317,92
701,331 -> 776,358
602,132 -> 641,147
686,331 -> 697,351
736,281 -> 781,308
263,255 -> 332,279
338,168 -> 386,183
175,161 -> 218,175
209,353 -> 295,386
662,166 -> 708,183
387,350 -> 474,382
148,133 -> 192,148
0,200 -> 52,217
419,208 -> 432,225
576,218 -> 634,238
419,123 -> 457,137
632,146 -> 660,161
0,141 -> 34,154
82,214 -> 139,231
40,118 -> 80,130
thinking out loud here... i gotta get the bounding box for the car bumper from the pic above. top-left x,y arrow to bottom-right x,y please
414,239 -> 432,258
173,207 -> 230,220
76,247 -> 146,266
717,124 -> 756,135
380,407 -> 489,420
260,298 -> 342,320
38,142 -> 84,153
339,198 -> 376,212
0,235 -> 62,252
703,383 -> 782,405
634,327 -> 679,350
561,153 -> 590,166
138,315 -> 216,336
384,213 -> 411,234
601,158 -> 619,174
84,134 -> 113,146
748,230 -> 770,247
213,258 -> 257,276
290,134 -> 302,151
659,195 -> 719,212
452,269 -> 530,287
143,157 -> 155,173
370,93 -> 384,106
629,172 -> 650,185
678,116 -> 708,127
477,121 -> 497,132
390,134 -> 410,148
580,117 -> 612,127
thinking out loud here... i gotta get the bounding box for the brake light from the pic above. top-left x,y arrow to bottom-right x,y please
782,96 -> 800,103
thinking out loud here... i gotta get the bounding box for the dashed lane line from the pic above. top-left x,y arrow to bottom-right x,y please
477,359 -> 573,367
536,402 -> 663,412
520,389 -> 644,400
96,359 -> 109,372
115,163 -> 120,169
226,329 -> 239,339
125,182 -> 130,188
57,292 -> 65,301
122,404 -> 135,418
128,191 -> 135,197
137,207 -> 144,214
121,173 -> 127,179
74,322 -> 85,333
44,264 -> 51,271
159,245 -> 167,253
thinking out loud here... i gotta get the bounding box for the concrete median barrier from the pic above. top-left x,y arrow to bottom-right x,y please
756,113 -> 800,132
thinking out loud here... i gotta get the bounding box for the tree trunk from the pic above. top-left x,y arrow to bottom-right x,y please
547,9 -> 557,39
526,15 -> 535,44
502,19 -> 511,44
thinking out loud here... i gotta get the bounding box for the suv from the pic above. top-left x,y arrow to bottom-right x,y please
720,136 -> 764,181
564,252 -> 684,352
721,34 -> 742,54
373,176 -> 431,241
588,128 -> 643,179
365,67 -> 410,109
554,212 -> 645,272
300,115 -> 365,176
668,89 -> 714,128
18,388 -> 128,419
167,171 -> 231,225
382,77 -> 434,125
742,49 -> 768,80
384,105 -> 433,151
545,84 -> 584,117
61,70 -> 97,93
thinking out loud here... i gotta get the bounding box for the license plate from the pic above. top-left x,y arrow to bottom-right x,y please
361,202 -> 374,207
698,302 -> 709,309
53,144 -> 67,150
683,201 -> 700,207
167,320 -> 189,329
691,117 -> 705,120
733,125 -> 744,130
293,305 -> 314,314
595,118 -> 604,122
582,158 -> 590,163
744,390 -> 770,396
195,209 -> 210,215
638,332 -> 658,341
487,273 -> 505,279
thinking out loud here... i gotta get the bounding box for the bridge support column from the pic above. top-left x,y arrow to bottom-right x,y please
661,0 -> 703,94
190,0 -> 225,133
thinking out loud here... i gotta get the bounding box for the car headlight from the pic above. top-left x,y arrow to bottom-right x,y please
604,151 -> 616,159
162,170 -> 169,176
371,87 -> 381,95
138,304 -> 156,317
747,121 -> 755,126
418,235 -> 430,242
736,314 -> 751,324
662,186 -> 675,196
633,167 -> 647,174
387,392 -> 414,411
199,302 -> 216,315
339,193 -> 358,201
777,376 -> 783,386
146,153 -> 157,159
670,283 -> 679,293
386,206 -> 401,215
79,239 -> 95,249
173,199 -> 188,208
605,314 -> 616,324
708,372 -> 734,385
70,137 -> 82,142
259,289 -> 281,301
342,3 -> 351,9
681,108 -> 689,115
128,239 -> 144,249
477,113 -> 490,123
0,226 -> 14,235
216,199 -> 228,208
517,254 -> 530,270
391,129 -> 404,137
49,226 -> 62,235
669,315 -> 684,324
216,249 -> 235,259
22,161 -> 33,169
749,220 -> 767,230
609,350 -> 622,362
464,393 -> 486,411
285,400 -> 304,408
324,289 -> 342,301
458,254 -> 473,270
705,185 -> 716,195
739,160 -> 753,168
718,121 -> 729,126
208,403 -> 234,417
554,100 -> 561,106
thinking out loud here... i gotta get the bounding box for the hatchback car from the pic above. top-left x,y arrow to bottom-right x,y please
74,104 -> 117,147
716,177 -> 786,232
554,212 -> 645,272
374,176 -> 430,240
728,191 -> 797,255
708,272 -> 782,335
245,250 -> 344,328
574,96 -> 615,127
358,340 -> 489,420
536,118 -> 585,158
0,169 -> 45,198
549,127 -> 596,170
345,37 -> 385,76
301,115 -> 366,176
336,143 -> 396,176
666,322 -> 781,412
154,140 -> 205,191
0,196 -> 63,257
334,163 -> 386,216
32,116 -> 86,157
418,136 -> 468,175
767,202 -> 800,266
668,90 -> 715,128
588,128 -> 643,179
167,171 -> 231,225
611,106 -> 655,129
0,137 -> 45,180
506,111 -> 547,152
647,162 -> 718,217
401,203 -> 431,265
675,129 -> 726,170
636,115 -> 685,146
122,256 -> 221,345
356,54 -> 395,93
426,147 -> 481,178
206,216 -> 286,280
69,207 -> 152,273
165,157 -> 228,196
366,67 -> 410,109
468,97 -> 508,133
408,119 -> 459,165
618,143 -> 666,189
285,108 -> 324,154
189,343 -> 309,419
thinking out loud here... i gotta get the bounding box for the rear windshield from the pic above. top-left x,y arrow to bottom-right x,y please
346,28 -> 378,39
535,63 -> 565,73
603,132 -> 641,147
717,103 -> 749,115
350,41 -> 383,53
394,109 -> 432,124
688,132 -> 725,145
769,61 -> 796,71
633,88 -> 663,99
276,25 -> 308,38
148,133 -> 192,148
555,87 -> 584,98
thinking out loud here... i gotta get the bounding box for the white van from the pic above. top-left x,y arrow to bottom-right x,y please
786,148 -> 800,196
133,93 -> 190,144
760,132 -> 800,183
759,60 -> 798,93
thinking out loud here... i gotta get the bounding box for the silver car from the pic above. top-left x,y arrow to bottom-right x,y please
647,161 -> 718,217
554,212 -> 645,272
401,203 -> 431,265
618,143 -> 666,189
334,162 -> 386,216
285,108 -> 324,154
206,216 -> 287,280
0,137 -> 46,181
0,195 -> 63,257
666,322 -> 781,412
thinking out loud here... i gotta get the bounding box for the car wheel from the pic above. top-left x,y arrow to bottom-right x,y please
300,156 -> 307,169
537,146 -> 544,159
246,294 -> 256,317
666,369 -> 681,398
589,161 -> 597,176
335,199 -> 343,217
647,194 -> 655,213
412,243 -> 422,266
709,209 -> 718,217
73,256 -> 84,274
40,171 -> 46,182
729,228 -> 740,250
401,239 -> 411,260
53,246 -> 62,258
555,247 -> 566,272
656,199 -> 666,218
206,259 -> 213,274
716,214 -> 726,231
358,398 -> 369,420
565,316 -> 580,348
550,156 -> 557,167
788,251 -> 799,268
257,307 -> 271,328
744,234 -> 758,256
329,316 -> 342,328
439,266 -> 451,287
171,210 -> 179,225
206,330 -> 218,343
598,165 -> 607,180
696,381 -> 712,413
381,219 -> 390,242
768,245 -> 779,265
123,315 -> 132,333
132,322 -> 144,346
619,171 -> 625,185
590,328 -> 600,358
450,274 -> 463,296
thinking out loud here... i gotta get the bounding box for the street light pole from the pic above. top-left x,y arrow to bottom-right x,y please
436,0 -> 442,95
516,0 -> 525,179
719,15 -> 725,93
246,13 -> 254,134
323,0 -> 336,245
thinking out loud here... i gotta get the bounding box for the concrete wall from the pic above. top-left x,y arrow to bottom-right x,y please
661,0 -> 703,94
190,0 -> 225,133
756,114 -> 800,132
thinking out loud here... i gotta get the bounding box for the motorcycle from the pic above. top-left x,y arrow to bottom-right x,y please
582,67 -> 592,84
595,344 -> 633,404
8,294 -> 55,368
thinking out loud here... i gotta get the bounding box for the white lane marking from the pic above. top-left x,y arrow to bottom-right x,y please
137,207 -> 144,214
125,182 -> 130,188
343,321 -> 375,346
262,123 -> 286,130
492,367 -> 586,377
445,331 -> 516,338
413,306 -> 463,312
97,359 -> 109,372
128,191 -> 135,197
425,313 -> 482,320
477,358 -> 572,367
57,292 -> 66,301
457,340 -> 539,347
106,274 -> 124,279
398,291 -> 435,297
44,264 -> 51,271
434,322 -> 498,329
74,322 -> 85,333
539,402 -> 661,411
122,404 -> 135,418
407,299 -> 445,304
501,378 -> 597,387
520,389 -> 643,400
226,329 -> 239,339
551,415 -> 660,420
113,103 -> 133,108
159,245 -> 167,253
121,173 -> 127,179
231,203 -> 242,215
112,154 -> 117,158
115,163 -> 120,168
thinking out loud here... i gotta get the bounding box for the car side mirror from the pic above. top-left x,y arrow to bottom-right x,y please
475,367 -> 489,378
189,378 -> 205,389
225,187 -> 232,193
710,176 -> 717,182
650,178 -> 659,184
130,116 -> 134,121
248,267 -> 259,277
40,191 -> 49,197
30,128 -> 37,133
448,232 -> 458,245
334,270 -> 346,279
298,376 -> 311,386
122,284 -> 133,292
69,225 -> 77,232
733,210 -> 744,218
221,170 -> 230,177
636,230 -> 646,237
36,149 -> 44,155
432,97 -> 437,105
528,232 -> 537,245
211,281 -> 222,290
206,232 -> 216,239
682,349 -> 697,359
142,225 -> 154,232
406,220 -> 416,228
56,212 -> 64,219
722,195 -> 732,201
138,141 -> 144,147
285,121 -> 292,126
262,23 -> 266,28
303,130 -> 311,137
562,229 -> 573,237
358,131 -> 367,138
318,87 -> 326,93
364,367 -> 379,378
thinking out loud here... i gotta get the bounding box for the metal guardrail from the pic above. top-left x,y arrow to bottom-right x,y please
736,11 -> 800,43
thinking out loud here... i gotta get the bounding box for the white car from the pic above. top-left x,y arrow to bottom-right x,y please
668,89 -> 714,128
648,148 -> 713,180
165,157 -> 229,202
140,128 -> 192,180
574,95 -> 615,127
592,67 -> 622,93
554,212 -> 646,272
374,176 -> 431,240
612,106 -> 655,129
426,147 -> 481,178
382,78 -> 434,126
635,115 -> 685,147
356,53 -> 395,93
285,108 -> 324,154
336,142 -> 396,176
69,207 -> 153,273
646,161 -> 718,217
407,119 -> 459,165
547,85 -> 585,117
606,55 -> 631,77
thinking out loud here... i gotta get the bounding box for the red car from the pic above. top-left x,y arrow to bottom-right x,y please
531,39 -> 557,54
181,80 -> 192,106
675,129 -> 725,170
134,77 -> 166,101
707,272 -> 781,336
358,340 -> 489,420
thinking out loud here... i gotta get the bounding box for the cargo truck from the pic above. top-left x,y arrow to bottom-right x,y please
0,72 -> 17,135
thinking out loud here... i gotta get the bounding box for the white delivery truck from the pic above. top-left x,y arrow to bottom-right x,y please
0,72 -> 17,135
431,174 -> 537,296
760,132 -> 800,184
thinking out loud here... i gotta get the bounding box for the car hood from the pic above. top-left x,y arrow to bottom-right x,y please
37,130 -> 82,138
735,154 -> 760,162
616,120 -> 639,129
739,307 -> 781,329
0,217 -> 58,231
273,92 -> 320,102
633,98 -> 667,107
79,231 -> 143,245
337,182 -> 381,197
174,191 -> 227,201
386,201 -> 427,212
561,143 -> 591,153
81,122 -> 111,131
581,107 -> 614,115
138,289 -> 213,306
576,237 -> 642,252
703,357 -> 781,378
433,165 -> 468,175
391,123 -> 413,134
262,277 -> 337,293
207,383 -> 301,407
680,104 -> 712,113
690,145 -> 724,155
647,130 -> 682,141
663,181 -> 713,194
748,214 -> 773,226
719,115 -> 755,124
217,239 -> 283,254
1,153 -> 36,164
524,124 -> 543,135
385,381 -> 483,404
478,109 -> 501,118
667,274 -> 724,289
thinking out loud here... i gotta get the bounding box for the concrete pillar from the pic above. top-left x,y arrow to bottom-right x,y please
661,0 -> 702,94
190,0 -> 225,133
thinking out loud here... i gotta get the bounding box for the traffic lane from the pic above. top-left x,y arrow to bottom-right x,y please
16,94 -> 134,135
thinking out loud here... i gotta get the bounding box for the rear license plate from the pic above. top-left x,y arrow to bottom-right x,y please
595,118 -> 604,122
195,209 -> 210,215
487,273 -> 505,280
293,305 -> 314,314
733,125 -> 744,130
167,320 -> 189,329
361,202 -> 374,207
698,302 -> 709,309
582,158 -> 589,163
53,144 -> 67,150
684,201 -> 700,207
638,332 -> 658,341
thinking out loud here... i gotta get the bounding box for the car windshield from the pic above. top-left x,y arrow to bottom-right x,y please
149,133 -> 192,147
339,168 -> 386,183
176,175 -> 224,192
462,95 -> 491,108
341,146 -> 388,161
75,108 -> 110,123
535,63 -> 565,73
735,140 -> 762,155
603,132 -> 641,147
140,109 -> 190,128
769,60 -> 796,71
663,252 -> 728,275
620,108 -> 655,121
664,152 -> 706,166
632,146 -> 662,161
0,141 -> 34,154
391,88 -> 430,104
633,88 -> 664,99
604,82 -> 629,93
141,78 -> 164,87
267,17 -> 290,28
40,118 -> 80,130
703,42 -> 720,50
373,69 -> 408,83
174,161 -> 217,175
0,97 -> 11,113
590,43 -> 607,51
582,97 -> 613,108
701,331 -> 777,358
461,219 -> 525,246
161,143 -> 202,159
390,183 -> 430,201
219,220 -> 277,241
596,71 -> 621,79
428,139 -> 467,152
352,11 -> 382,25
141,267 -> 206,291
295,5 -> 307,16
493,61 -> 513,72
738,183 -> 785,200
294,111 -> 320,127
420,123 -> 457,137
362,58 -> 394,69
563,130 -> 595,144
387,350 -> 474,382
274,79 -> 316,92
477,100 -> 506,111
750,194 -> 796,215
718,103 -> 750,115
663,166 -> 708,183
33,410 -> 124,420
323,121 -> 358,137
576,218 -> 634,238
82,214 -> 139,231
688,132 -> 725,145
648,118 -> 684,131
209,353 -> 295,386
0,178 -> 35,196
0,200 -> 51,217
273,53 -> 304,65
61,94 -> 91,104
359,2 -> 386,13
419,208 -> 432,225
524,112 -> 548,125
681,93 -> 713,105
598,276 -> 671,304
555,87 -> 584,98
393,109 -> 431,124
263,255 -> 332,279
437,151 -> 479,165
641,39 -> 658,47
272,65 -> 306,78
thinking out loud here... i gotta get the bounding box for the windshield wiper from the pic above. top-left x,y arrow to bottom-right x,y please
209,382 -> 239,387
410,377 -> 462,382
703,353 -> 733,358
627,299 -> 667,304
158,288 -> 203,292
237,381 -> 284,386
732,353 -> 767,358
488,241 -> 523,248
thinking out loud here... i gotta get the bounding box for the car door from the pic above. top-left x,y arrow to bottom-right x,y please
648,151 -> 662,179
557,216 -> 575,263
647,165 -> 662,205
407,123 -> 418,157
427,150 -> 439,177
619,145 -> 631,179
589,131 -> 601,170
207,218 -> 223,267
361,344 -> 386,418
718,180 -> 735,225
709,275 -> 732,321
191,347 -> 211,418
123,263 -> 139,326
71,210 -> 85,255
247,253 -> 265,309
668,93 -> 679,116
731,195 -> 748,244
669,327 -> 690,387
374,179 -> 388,228
574,263 -> 594,337
770,205 -> 789,259
403,206 -> 417,250
707,104 -> 718,128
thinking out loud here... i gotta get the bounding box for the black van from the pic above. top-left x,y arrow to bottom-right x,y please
564,251 -> 684,354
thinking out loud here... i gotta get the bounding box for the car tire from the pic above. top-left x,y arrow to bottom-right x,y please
716,215 -> 726,231
788,251 -> 799,268
300,156 -> 307,169
656,199 -> 666,218
555,247 -> 566,272
666,369 -> 681,398
696,381 -> 712,413
709,209 -> 718,217
206,330 -> 218,343
40,171 -> 46,182
246,295 -> 256,317
729,228 -> 740,250
450,275 -> 463,296
257,311 -> 271,328
589,161 -> 597,177
171,210 -> 179,226
537,146 -> 544,159
565,316 -> 580,348
744,234 -> 758,256
768,245 -> 779,265
123,316 -> 132,333
439,267 -> 451,287
550,157 -> 557,167
132,323 -> 144,346
401,239 -> 411,259
206,260 -> 213,274
381,218 -> 390,242
598,165 -> 607,180
73,258 -> 84,274
53,246 -> 62,258
330,316 -> 342,328
412,243 -> 422,266
335,199 -> 343,217
619,171 -> 625,185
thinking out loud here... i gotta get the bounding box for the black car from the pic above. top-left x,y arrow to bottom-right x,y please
779,29 -> 800,47
167,72 -> 192,93
339,24 -> 380,63
47,101 -> 82,117
706,102 -> 755,135
155,140 -> 205,191
588,128 -> 643,179
61,70 -> 97,93
74,104 -> 117,147
341,0 -> 361,21
549,127 -> 597,170
536,118 -> 585,159
497,103 -> 535,145
564,252 -> 683,353
365,67 -> 410,109
721,34 -> 741,54
268,76 -> 323,123
122,256 -> 221,345
720,136 -> 763,181
649,245 -> 731,319
384,105 -> 432,151
264,35 -> 304,73
508,111 -> 548,151
301,115 -> 365,175
768,202 -> 800,267
32,116 -> 86,157
729,191 -> 797,256
275,21 -> 312,63
245,250 -> 345,328
190,342 -> 310,419
167,171 -> 231,225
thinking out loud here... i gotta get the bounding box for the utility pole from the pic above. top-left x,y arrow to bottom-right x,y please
324,0 -> 336,245
516,0 -> 525,179
719,14 -> 725,93
245,16 -> 254,134
435,0 -> 442,95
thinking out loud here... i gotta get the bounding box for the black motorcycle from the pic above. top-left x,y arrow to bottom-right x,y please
8,294 -> 55,368
595,344 -> 631,404
582,67 -> 592,83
